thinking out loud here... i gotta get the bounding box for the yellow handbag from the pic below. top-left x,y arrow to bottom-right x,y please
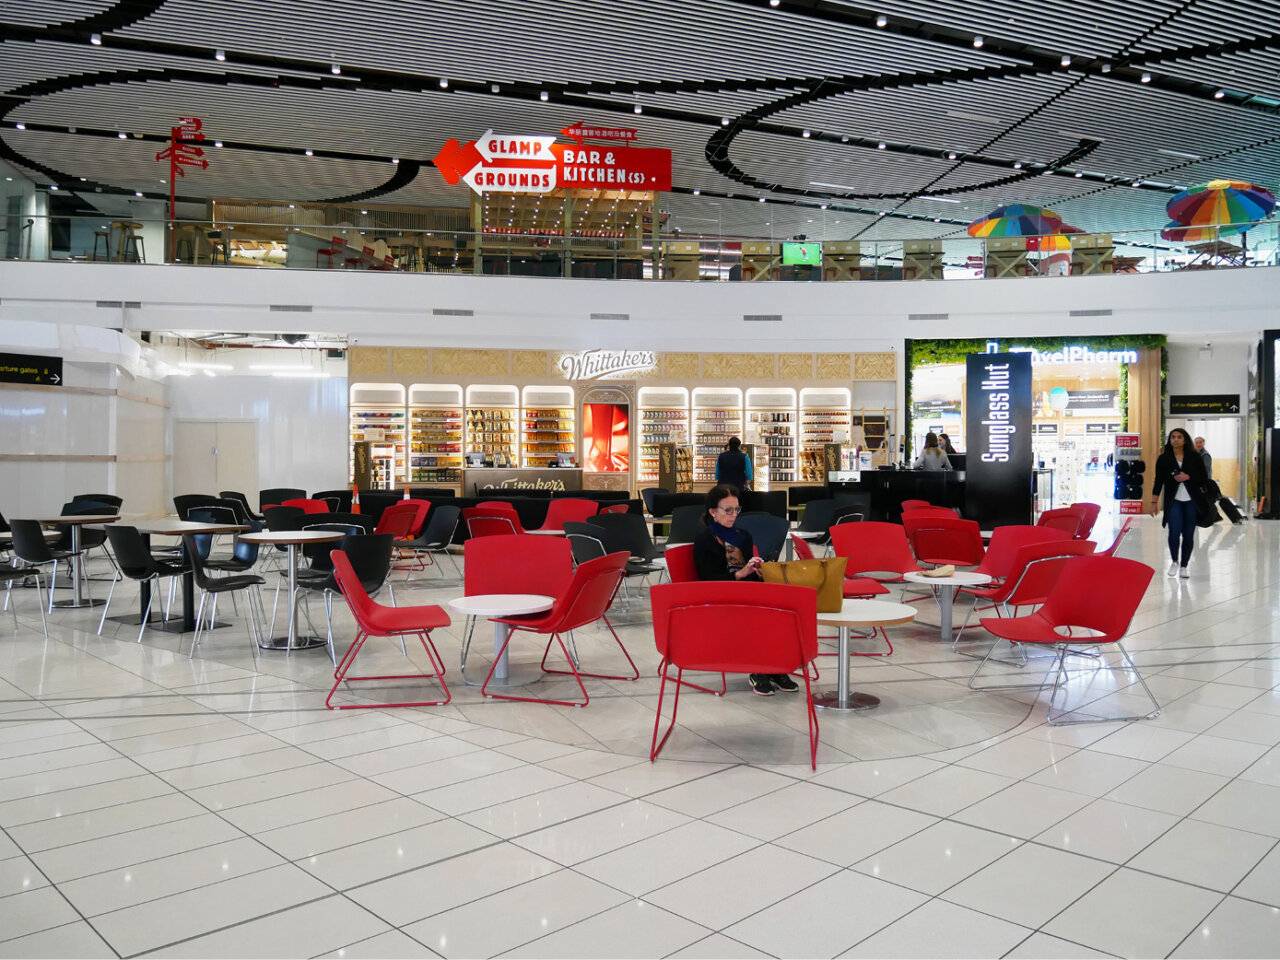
761,556 -> 848,613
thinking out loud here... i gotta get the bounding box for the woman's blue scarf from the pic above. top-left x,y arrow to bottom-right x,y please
710,521 -> 745,548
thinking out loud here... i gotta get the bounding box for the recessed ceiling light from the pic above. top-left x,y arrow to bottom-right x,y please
361,209 -> 367,214
877,141 -> 886,149
1074,170 -> 1084,177
802,129 -> 810,137
634,104 -> 642,114
14,123 -> 24,130
390,156 -> 399,164
721,117 -> 730,126
769,0 -> 780,6
491,83 -> 500,93
305,149 -> 313,156
948,151 -> 957,160
331,63 -> 341,75
90,33 -> 101,45
48,184 -> 57,190
692,189 -> 700,195
1013,162 -> 1023,169
1141,72 -> 1152,83
135,191 -> 143,197
540,90 -> 549,101
973,36 -> 983,48
1214,89 -> 1225,98
214,140 -> 223,148
1060,54 -> 1072,67
1101,63 -> 1111,73
875,14 -> 887,27
759,197 -> 766,202
439,78 -> 448,88
117,131 -> 126,138
934,217 -> 941,222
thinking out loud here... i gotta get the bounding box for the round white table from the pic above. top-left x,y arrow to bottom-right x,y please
448,593 -> 555,686
814,600 -> 916,711
525,529 -> 566,536
238,530 -> 344,650
902,570 -> 992,642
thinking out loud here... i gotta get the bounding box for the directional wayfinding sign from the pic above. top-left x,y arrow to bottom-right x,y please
434,124 -> 673,195
0,351 -> 62,386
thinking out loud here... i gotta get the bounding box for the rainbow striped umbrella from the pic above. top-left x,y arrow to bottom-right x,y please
967,204 -> 1066,238
1160,221 -> 1249,243
1026,224 -> 1084,251
1166,180 -> 1276,228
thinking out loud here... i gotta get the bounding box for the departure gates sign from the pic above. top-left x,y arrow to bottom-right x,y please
434,125 -> 673,195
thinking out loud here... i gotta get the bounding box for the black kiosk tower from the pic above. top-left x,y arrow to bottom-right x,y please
964,351 -> 1033,528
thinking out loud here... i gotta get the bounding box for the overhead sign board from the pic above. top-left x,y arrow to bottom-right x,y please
558,349 -> 658,381
1169,394 -> 1241,415
0,351 -> 62,386
434,127 -> 672,195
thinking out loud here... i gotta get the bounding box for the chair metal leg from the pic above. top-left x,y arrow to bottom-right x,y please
1046,640 -> 1161,725
96,570 -> 121,635
189,591 -> 208,658
460,615 -> 475,669
135,580 -> 155,643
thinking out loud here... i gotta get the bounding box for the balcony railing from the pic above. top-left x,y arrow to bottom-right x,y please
2,213 -> 1276,281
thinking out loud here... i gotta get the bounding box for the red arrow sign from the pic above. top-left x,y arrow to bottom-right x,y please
433,138 -> 485,185
560,122 -> 638,145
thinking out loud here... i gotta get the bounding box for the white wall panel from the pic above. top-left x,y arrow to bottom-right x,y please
165,375 -> 348,495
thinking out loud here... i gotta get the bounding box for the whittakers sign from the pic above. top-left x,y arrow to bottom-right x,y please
558,349 -> 657,381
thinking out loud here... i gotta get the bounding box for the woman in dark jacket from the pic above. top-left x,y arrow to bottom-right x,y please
692,484 -> 797,696
1151,427 -> 1209,578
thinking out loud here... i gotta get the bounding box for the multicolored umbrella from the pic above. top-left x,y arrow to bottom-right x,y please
1160,221 -> 1249,243
1166,180 -> 1276,229
967,203 -> 1066,238
1026,224 -> 1084,251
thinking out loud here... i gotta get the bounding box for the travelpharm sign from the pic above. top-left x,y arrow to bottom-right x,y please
434,126 -> 673,195
558,349 -> 658,381
985,341 -> 1138,365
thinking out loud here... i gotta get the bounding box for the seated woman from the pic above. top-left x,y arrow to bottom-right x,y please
913,431 -> 952,471
692,484 -> 798,697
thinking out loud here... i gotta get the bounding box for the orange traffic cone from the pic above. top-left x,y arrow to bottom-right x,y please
403,484 -> 411,500
351,484 -> 361,515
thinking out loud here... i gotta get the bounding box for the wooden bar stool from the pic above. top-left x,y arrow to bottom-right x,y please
110,221 -> 144,262
91,230 -> 111,261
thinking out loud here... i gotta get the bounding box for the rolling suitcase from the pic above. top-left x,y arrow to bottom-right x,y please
1219,496 -> 1244,525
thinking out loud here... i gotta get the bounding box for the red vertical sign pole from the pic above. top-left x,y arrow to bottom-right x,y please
155,117 -> 208,261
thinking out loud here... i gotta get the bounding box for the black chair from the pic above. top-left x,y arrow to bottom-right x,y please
564,521 -> 608,566
311,489 -> 354,512
640,487 -> 668,516
592,512 -> 662,562
208,496 -> 252,525
796,498 -> 841,548
71,493 -> 123,509
205,520 -> 264,575
300,522 -> 362,577
99,526 -> 188,642
183,534 -> 266,664
735,513 -> 790,563
220,491 -> 262,522
324,512 -> 376,533
259,488 -> 306,510
397,504 -> 462,579
264,506 -> 306,530
6,519 -> 69,636
7,522 -> 73,634
173,494 -> 220,520
297,533 -> 394,664
665,505 -> 705,546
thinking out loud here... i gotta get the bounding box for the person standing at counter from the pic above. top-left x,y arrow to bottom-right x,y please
913,432 -> 952,471
693,484 -> 797,696
1152,427 -> 1209,578
715,436 -> 753,491
938,433 -> 959,455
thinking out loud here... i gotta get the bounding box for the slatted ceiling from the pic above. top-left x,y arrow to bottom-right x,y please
1155,51 -> 1280,100
117,0 -> 1010,84
771,74 -> 1075,151
0,1 -> 115,26
1134,0 -> 1280,52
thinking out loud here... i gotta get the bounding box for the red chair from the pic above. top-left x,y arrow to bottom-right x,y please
1097,517 -> 1134,558
539,498 -> 600,531
485,551 -> 635,706
900,499 -> 932,512
374,503 -> 421,541
790,534 -> 888,599
955,539 -> 1096,646
1073,502 -> 1102,540
972,526 -> 1071,581
970,555 -> 1158,724
1037,506 -> 1087,537
903,515 -> 985,567
599,503 -> 630,515
665,544 -> 697,583
476,501 -> 527,534
900,505 -> 957,519
282,498 -> 330,514
461,535 -> 573,671
650,581 -> 821,768
830,522 -> 923,597
462,508 -> 518,538
326,550 -> 451,709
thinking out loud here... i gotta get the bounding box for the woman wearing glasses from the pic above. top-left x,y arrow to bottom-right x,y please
692,484 -> 799,696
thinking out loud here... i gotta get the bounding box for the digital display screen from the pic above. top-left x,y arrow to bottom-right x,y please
782,241 -> 822,265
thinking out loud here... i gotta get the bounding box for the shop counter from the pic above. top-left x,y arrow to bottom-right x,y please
465,467 -> 583,497
829,468 -> 967,521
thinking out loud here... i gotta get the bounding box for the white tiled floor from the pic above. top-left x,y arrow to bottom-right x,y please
2,515 -> 1280,956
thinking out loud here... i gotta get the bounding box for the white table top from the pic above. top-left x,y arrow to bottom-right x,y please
37,514 -> 120,525
448,594 -> 555,617
817,599 -> 918,628
136,519 -> 249,536
663,541 -> 694,551
239,530 -> 345,545
525,529 -> 566,536
791,530 -> 825,540
903,570 -> 992,587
